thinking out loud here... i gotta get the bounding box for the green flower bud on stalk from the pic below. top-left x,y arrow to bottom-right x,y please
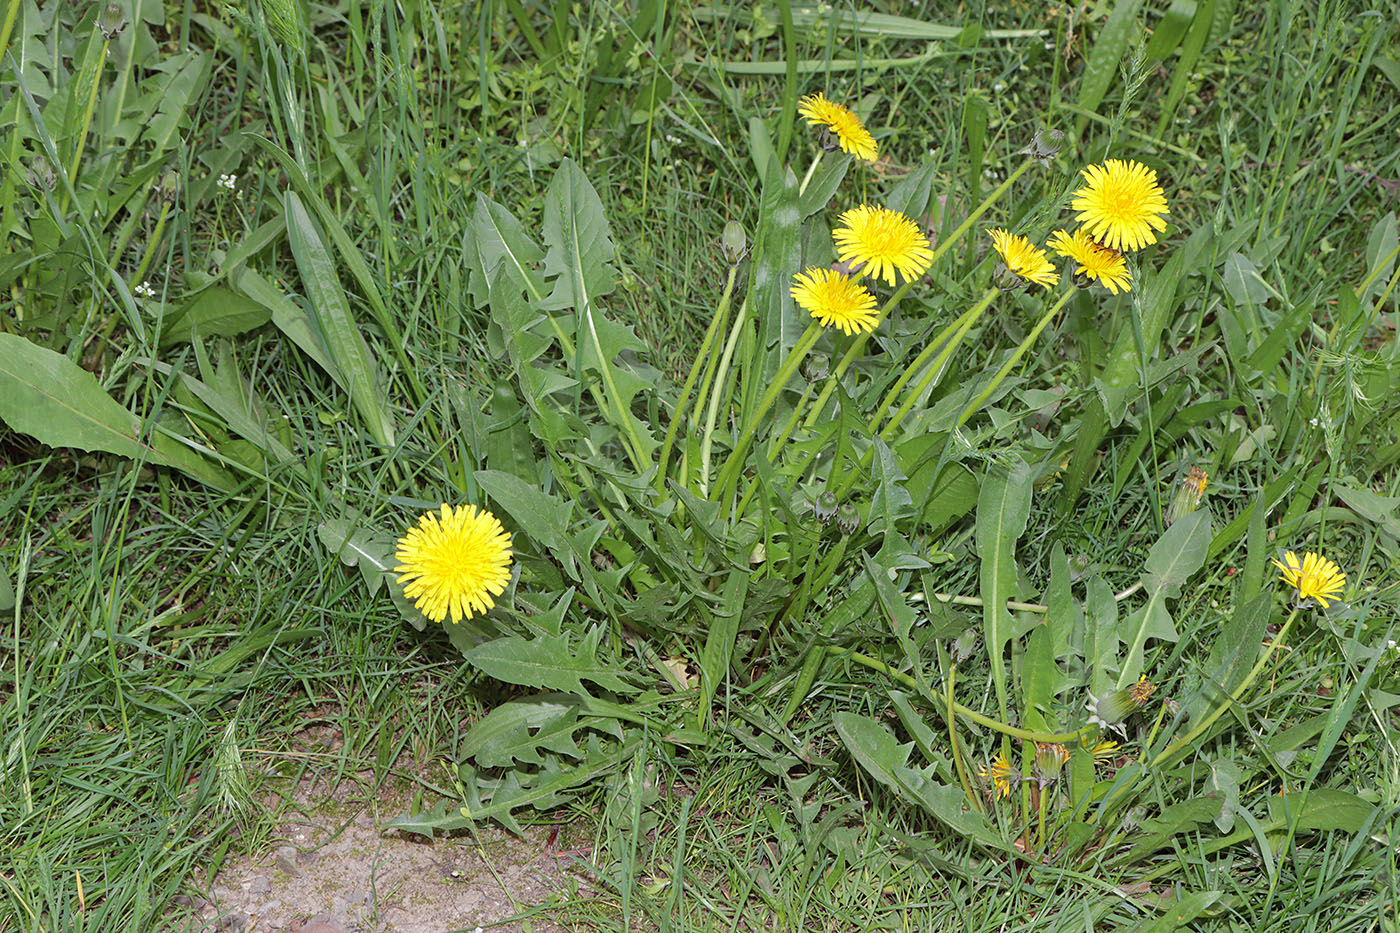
1086,676 -> 1155,736
1034,742 -> 1068,786
812,490 -> 838,526
1165,466 -> 1207,527
100,3 -> 126,39
721,221 -> 747,265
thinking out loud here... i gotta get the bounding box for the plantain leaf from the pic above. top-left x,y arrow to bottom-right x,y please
463,626 -> 637,696
159,286 -> 271,346
284,191 -> 394,447
0,334 -> 228,488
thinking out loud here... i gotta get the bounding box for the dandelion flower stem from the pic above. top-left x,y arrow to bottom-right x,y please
658,264 -> 739,492
830,647 -> 1090,744
803,158 -> 1036,428
872,287 -> 1000,437
1151,606 -> 1301,768
698,296 -> 750,496
798,152 -> 824,197
953,286 -> 1077,431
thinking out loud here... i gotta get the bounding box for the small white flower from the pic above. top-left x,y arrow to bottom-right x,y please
993,82 -> 1006,91
134,281 -> 156,299
217,173 -> 237,190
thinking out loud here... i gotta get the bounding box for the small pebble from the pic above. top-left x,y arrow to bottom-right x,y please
247,876 -> 271,896
275,846 -> 303,877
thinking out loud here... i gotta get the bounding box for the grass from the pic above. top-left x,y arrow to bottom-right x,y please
4,0 -> 1400,930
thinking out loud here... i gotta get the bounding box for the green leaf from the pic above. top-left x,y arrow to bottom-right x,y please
1186,592 -> 1269,723
1075,0 -> 1145,126
1268,788 -> 1375,834
159,286 -> 272,346
752,161 -> 805,379
1135,890 -> 1223,933
463,626 -> 637,696
976,460 -> 1033,717
471,192 -> 548,307
834,712 -> 914,790
538,158 -> 618,313
867,438 -> 915,536
317,515 -> 395,596
460,695 -> 596,768
474,469 -> 580,578
0,334 -> 228,489
283,191 -> 394,447
697,569 -> 747,723
1142,510 -> 1212,597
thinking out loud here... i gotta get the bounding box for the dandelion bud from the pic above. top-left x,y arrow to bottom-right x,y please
100,3 -> 125,39
951,630 -> 980,664
836,502 -> 860,536
1086,675 -> 1155,734
1034,742 -> 1068,786
812,490 -> 839,526
26,159 -> 55,191
1017,128 -> 1063,167
804,354 -> 829,382
721,221 -> 747,265
156,173 -> 179,205
1165,466 -> 1207,526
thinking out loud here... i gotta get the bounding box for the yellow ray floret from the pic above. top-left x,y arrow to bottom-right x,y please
989,228 -> 1058,289
796,92 -> 879,162
790,267 -> 880,335
1272,550 -> 1346,608
832,205 -> 935,287
1048,228 -> 1133,294
1070,159 -> 1169,252
396,504 -> 514,623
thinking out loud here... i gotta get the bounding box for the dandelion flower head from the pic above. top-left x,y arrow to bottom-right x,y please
796,92 -> 879,162
790,267 -> 880,336
395,504 -> 514,623
1070,159 -> 1169,252
977,754 -> 1021,800
1272,550 -> 1346,608
989,228 -> 1058,289
1048,228 -> 1132,294
833,205 -> 935,287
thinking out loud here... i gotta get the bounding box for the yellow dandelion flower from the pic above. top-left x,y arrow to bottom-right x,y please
832,205 -> 935,287
790,267 -> 879,335
977,754 -> 1021,800
1090,739 -> 1120,764
395,504 -> 514,623
988,228 -> 1058,289
1069,159 -> 1170,252
1127,675 -> 1156,707
796,92 -> 878,162
1047,228 -> 1133,294
1272,550 -> 1346,608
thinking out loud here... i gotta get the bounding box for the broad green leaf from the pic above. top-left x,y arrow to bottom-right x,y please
796,153 -> 850,218
752,160 -> 805,379
1120,797 -> 1219,863
697,569 -> 747,723
317,515 -> 395,596
1210,759 -> 1244,832
474,469 -> 579,578
538,158 -> 618,313
1142,510 -> 1212,596
0,334 -> 228,489
1136,890 -> 1223,933
1022,625 -> 1057,730
976,460 -> 1033,717
1075,0 -> 1145,127
239,269 -> 343,387
1268,788 -> 1375,834
460,696 -> 591,768
284,192 -> 394,447
463,626 -> 637,696
834,712 -> 914,790
867,438 -> 915,536
159,286 -> 271,346
471,192 -> 548,307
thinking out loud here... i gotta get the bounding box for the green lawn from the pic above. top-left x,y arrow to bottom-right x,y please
3,0 -> 1400,930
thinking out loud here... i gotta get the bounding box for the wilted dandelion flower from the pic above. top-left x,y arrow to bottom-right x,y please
1090,738 -> 1120,764
1087,675 -> 1155,736
789,267 -> 879,335
1272,550 -> 1346,608
988,228 -> 1058,289
1047,228 -> 1133,294
833,205 -> 935,287
1166,466 -> 1208,526
1034,742 -> 1069,785
796,93 -> 878,162
978,754 -> 1021,800
1069,159 -> 1169,252
395,504 -> 513,623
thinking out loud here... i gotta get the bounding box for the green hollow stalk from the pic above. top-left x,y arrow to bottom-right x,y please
698,297 -> 751,496
870,287 -> 1000,437
952,285 -> 1077,431
656,264 -> 739,492
1150,606 -> 1301,769
830,646 -> 1092,744
712,321 -> 823,509
802,157 -> 1036,429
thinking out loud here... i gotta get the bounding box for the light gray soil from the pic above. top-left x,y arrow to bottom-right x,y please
171,795 -> 576,933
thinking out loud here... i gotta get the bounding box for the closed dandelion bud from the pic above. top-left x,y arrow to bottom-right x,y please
1166,466 -> 1208,526
804,354 -> 829,382
836,501 -> 860,536
1034,742 -> 1068,786
813,490 -> 838,525
157,172 -> 179,205
1086,675 -> 1155,733
26,159 -> 55,191
100,3 -> 126,39
721,221 -> 747,265
1016,128 -> 1063,167
260,0 -> 307,57
951,630 -> 980,664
